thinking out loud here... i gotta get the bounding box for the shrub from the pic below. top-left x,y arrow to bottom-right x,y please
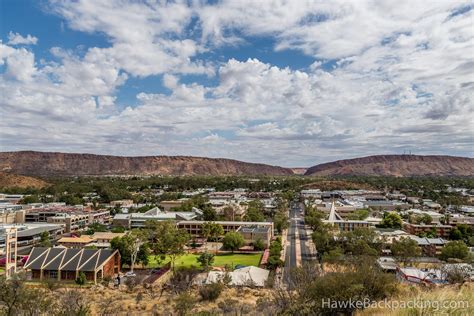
75,272 -> 86,286
125,276 -> 139,292
199,282 -> 224,301
175,292 -> 196,316
253,238 -> 265,251
197,252 -> 215,271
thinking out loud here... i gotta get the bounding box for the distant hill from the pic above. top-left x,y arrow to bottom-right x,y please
304,155 -> 474,177
0,171 -> 49,189
0,151 -> 293,177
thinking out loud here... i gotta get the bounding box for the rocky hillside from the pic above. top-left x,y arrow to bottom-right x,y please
305,155 -> 474,177
0,172 -> 49,189
0,151 -> 293,177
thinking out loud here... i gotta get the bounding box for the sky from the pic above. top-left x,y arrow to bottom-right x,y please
0,0 -> 473,167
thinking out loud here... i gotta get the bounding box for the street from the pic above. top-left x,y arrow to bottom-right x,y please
283,201 -> 317,286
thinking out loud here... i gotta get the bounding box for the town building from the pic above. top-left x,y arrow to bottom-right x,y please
57,232 -> 126,249
25,207 -> 111,232
323,202 -> 371,232
159,199 -> 189,211
407,236 -> 447,256
402,222 -> 452,238
24,247 -> 121,283
113,207 -> 202,228
177,220 -> 274,247
57,235 -> 96,248
0,223 -> 64,252
0,209 -> 26,224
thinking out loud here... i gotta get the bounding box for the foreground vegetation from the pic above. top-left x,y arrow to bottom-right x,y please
3,259 -> 472,315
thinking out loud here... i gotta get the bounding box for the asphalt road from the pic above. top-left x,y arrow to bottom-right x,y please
283,202 -> 316,286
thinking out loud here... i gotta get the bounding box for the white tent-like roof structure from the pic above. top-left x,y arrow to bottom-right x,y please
205,266 -> 270,287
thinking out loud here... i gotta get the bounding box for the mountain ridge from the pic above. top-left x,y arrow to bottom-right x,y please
305,154 -> 474,177
0,151 -> 293,176
1,151 -> 473,177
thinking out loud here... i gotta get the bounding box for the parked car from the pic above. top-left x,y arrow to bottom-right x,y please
125,271 -> 136,277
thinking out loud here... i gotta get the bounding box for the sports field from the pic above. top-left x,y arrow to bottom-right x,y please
147,253 -> 262,269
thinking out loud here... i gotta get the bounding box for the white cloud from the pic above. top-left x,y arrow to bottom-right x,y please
0,1 -> 473,166
7,32 -> 38,45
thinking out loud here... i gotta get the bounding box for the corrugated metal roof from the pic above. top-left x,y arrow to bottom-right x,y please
79,251 -> 100,271
59,248 -> 82,270
24,247 -> 49,269
43,249 -> 66,270
25,248 -> 50,270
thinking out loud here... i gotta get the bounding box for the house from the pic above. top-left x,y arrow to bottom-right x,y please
204,266 -> 270,287
24,247 -> 120,283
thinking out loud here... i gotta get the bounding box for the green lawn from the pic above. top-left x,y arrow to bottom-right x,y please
147,253 -> 262,270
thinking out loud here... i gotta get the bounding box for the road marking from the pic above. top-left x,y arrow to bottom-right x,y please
295,221 -> 301,267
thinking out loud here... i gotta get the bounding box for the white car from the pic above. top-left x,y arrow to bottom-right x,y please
124,271 -> 136,277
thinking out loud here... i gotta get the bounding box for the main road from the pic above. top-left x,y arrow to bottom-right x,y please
283,201 -> 317,286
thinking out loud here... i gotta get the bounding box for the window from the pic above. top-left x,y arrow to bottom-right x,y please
49,270 -> 58,279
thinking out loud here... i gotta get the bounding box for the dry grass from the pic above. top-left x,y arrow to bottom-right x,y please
77,284 -> 272,315
358,283 -> 473,316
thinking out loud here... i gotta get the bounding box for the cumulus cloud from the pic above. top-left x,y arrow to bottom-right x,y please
0,0 -> 473,166
7,32 -> 38,45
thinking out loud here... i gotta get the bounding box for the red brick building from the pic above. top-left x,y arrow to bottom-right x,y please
24,247 -> 120,283
402,222 -> 452,238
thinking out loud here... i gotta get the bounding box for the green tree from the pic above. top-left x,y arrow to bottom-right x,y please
347,209 -> 369,220
222,232 -> 244,253
339,228 -> 380,256
244,200 -> 265,222
19,195 -> 40,204
202,207 -> 218,221
201,222 -> 224,242
440,241 -> 469,261
197,252 -> 215,271
311,226 -> 336,255
379,212 -> 403,229
304,207 -> 325,231
110,232 -> 150,270
273,211 -> 289,234
39,231 -> 51,247
390,237 -> 420,265
267,239 -> 283,270
147,221 -> 190,270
